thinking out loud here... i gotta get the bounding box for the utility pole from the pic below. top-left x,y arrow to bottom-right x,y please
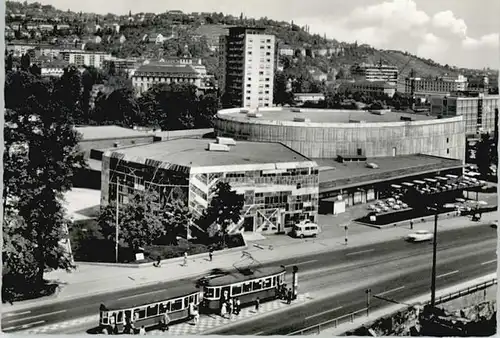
115,178 -> 120,263
430,203 -> 438,307
366,288 -> 371,316
344,225 -> 348,245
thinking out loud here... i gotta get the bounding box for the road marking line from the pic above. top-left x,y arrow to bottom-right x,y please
437,270 -> 459,279
376,286 -> 405,297
4,310 -> 66,324
3,310 -> 31,317
305,306 -> 343,320
255,331 -> 266,335
118,289 -> 164,301
346,249 -> 374,256
286,260 -> 318,267
481,259 -> 497,265
21,320 -> 45,329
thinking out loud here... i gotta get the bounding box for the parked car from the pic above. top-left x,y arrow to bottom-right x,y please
291,221 -> 320,238
374,207 -> 382,213
392,204 -> 401,210
491,220 -> 498,229
405,230 -> 433,242
382,206 -> 390,212
401,203 -> 409,209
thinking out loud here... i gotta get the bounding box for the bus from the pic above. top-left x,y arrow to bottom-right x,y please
99,284 -> 202,333
201,266 -> 287,311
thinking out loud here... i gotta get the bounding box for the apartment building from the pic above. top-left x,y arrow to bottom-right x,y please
350,63 -> 399,85
60,50 -> 112,69
131,62 -> 202,96
338,80 -> 397,97
406,75 -> 468,96
430,93 -> 499,135
219,27 -> 276,108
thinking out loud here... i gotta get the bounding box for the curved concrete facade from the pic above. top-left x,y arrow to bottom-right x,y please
215,107 -> 466,160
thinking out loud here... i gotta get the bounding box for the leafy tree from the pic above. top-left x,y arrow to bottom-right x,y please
108,60 -> 116,76
274,71 -> 294,106
98,190 -> 164,252
54,66 -> 83,123
476,133 -> 494,178
196,182 -> 244,244
20,53 -> 30,70
4,70 -> 85,291
92,87 -> 142,126
160,200 -> 192,245
6,52 -> 13,72
29,63 -> 41,76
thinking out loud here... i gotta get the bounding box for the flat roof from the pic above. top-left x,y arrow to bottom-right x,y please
106,138 -> 312,167
75,125 -> 153,141
219,108 -> 436,124
318,154 -> 463,183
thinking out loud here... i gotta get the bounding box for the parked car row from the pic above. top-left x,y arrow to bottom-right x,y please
368,199 -> 409,214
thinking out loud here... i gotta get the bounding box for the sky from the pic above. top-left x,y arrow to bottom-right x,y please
21,0 -> 500,69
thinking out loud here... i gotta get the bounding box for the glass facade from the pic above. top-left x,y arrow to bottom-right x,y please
189,167 -> 319,233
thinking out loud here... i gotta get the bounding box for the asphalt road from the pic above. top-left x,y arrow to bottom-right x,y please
2,223 -> 497,333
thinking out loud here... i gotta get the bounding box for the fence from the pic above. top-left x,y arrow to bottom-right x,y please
288,278 -> 497,336
431,279 -> 497,306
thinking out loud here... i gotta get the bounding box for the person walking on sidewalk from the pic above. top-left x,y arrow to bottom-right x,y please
227,300 -> 233,319
193,305 -> 200,324
255,297 -> 260,312
235,298 -> 241,315
410,220 -> 414,230
184,252 -> 188,266
138,326 -> 146,335
221,301 -> 227,318
287,288 -> 292,304
154,256 -> 162,268
160,312 -> 170,331
209,248 -> 213,261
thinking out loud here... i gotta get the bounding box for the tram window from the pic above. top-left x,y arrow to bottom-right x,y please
134,308 -> 146,320
101,312 -> 109,325
215,288 -> 220,298
194,294 -> 198,303
184,297 -> 189,308
117,311 -> 124,323
124,310 -> 131,322
159,302 -> 170,314
205,287 -> 214,298
232,284 -> 242,295
147,304 -> 158,317
264,278 -> 272,288
273,276 -> 277,286
253,280 -> 262,290
243,282 -> 252,293
172,299 -> 182,311
189,295 -> 194,304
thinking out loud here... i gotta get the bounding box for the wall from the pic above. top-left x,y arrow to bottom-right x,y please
215,114 -> 465,160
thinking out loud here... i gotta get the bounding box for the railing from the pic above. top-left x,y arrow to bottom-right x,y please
288,278 -> 497,336
431,279 -> 497,306
289,307 -> 368,335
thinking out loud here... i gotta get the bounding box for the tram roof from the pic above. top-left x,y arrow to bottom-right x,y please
205,266 -> 286,287
103,283 -> 200,311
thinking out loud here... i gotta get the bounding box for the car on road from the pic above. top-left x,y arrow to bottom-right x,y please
405,230 -> 433,242
491,220 -> 498,229
291,221 -> 320,238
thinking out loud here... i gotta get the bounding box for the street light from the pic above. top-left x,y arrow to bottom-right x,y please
365,288 -> 371,316
427,203 -> 439,307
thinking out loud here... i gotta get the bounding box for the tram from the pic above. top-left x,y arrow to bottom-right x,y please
98,284 -> 202,332
201,266 -> 287,311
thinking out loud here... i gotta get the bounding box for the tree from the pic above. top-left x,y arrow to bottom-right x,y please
476,133 -> 494,178
274,71 -> 294,106
20,53 -> 30,70
6,52 -> 13,72
196,182 -> 244,244
98,190 -> 164,252
108,60 -> 116,76
160,200 -> 192,245
92,87 -> 142,126
54,66 -> 83,123
4,70 -> 85,291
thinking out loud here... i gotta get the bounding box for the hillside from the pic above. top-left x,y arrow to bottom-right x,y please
5,0 -> 484,82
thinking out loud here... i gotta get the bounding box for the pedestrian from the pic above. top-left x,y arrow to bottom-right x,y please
287,289 -> 292,304
112,323 -> 118,335
209,248 -> 213,261
184,252 -> 188,266
221,301 -> 227,318
255,297 -> 260,312
154,256 -> 161,268
138,326 -> 146,335
410,220 -> 413,230
228,300 -> 233,319
102,327 -> 109,335
160,312 -> 170,331
236,298 -> 241,315
194,305 -> 200,324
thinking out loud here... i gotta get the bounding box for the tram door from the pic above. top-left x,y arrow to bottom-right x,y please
221,286 -> 230,303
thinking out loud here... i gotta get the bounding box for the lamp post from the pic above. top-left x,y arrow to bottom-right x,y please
429,203 -> 439,307
115,178 -> 120,263
365,288 -> 371,316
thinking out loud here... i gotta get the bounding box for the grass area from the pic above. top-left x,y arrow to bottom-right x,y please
69,219 -> 245,264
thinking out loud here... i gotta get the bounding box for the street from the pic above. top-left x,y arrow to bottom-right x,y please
2,223 -> 496,334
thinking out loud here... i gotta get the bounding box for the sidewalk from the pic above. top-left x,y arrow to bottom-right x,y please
4,211 -> 497,313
